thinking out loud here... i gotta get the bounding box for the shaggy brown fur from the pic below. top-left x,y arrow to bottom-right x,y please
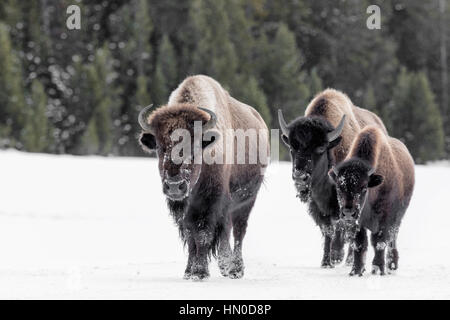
280,88 -> 390,268
345,125 -> 415,200
305,89 -> 387,163
139,75 -> 269,281
331,125 -> 415,276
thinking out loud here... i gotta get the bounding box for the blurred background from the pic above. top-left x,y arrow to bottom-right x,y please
0,0 -> 448,163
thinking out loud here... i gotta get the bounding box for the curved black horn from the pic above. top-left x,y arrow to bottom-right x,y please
278,109 -> 289,137
138,104 -> 155,134
368,167 -> 376,176
198,107 -> 217,131
327,115 -> 346,142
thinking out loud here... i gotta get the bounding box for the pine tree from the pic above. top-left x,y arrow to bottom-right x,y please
390,70 -> 444,163
0,22 -> 26,147
257,23 -> 310,128
80,46 -> 119,155
158,34 -> 177,91
150,63 -> 168,107
136,75 -> 151,109
363,84 -> 377,112
22,79 -> 51,152
309,68 -> 323,98
189,0 -> 238,86
232,75 -> 271,125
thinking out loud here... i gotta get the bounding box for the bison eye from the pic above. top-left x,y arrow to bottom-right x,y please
315,146 -> 326,154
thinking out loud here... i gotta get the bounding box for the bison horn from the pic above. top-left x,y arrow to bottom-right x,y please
368,167 -> 376,176
327,115 -> 346,142
332,166 -> 338,175
198,107 -> 217,131
138,104 -> 155,134
278,109 -> 289,137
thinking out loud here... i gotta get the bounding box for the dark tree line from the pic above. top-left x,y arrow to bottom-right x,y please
0,0 -> 448,163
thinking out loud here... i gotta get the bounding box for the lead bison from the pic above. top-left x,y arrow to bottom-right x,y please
278,89 -> 387,267
328,126 -> 415,276
138,75 -> 269,280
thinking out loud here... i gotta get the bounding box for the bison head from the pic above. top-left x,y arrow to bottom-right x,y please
278,110 -> 345,202
328,159 -> 383,223
138,104 -> 219,201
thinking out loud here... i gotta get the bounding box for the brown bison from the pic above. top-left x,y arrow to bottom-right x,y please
278,89 -> 388,267
139,75 -> 269,280
329,125 -> 415,276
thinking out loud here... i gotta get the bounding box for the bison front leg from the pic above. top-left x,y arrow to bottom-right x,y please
320,225 -> 334,268
330,221 -> 345,265
345,245 -> 354,266
349,228 -> 368,276
371,232 -> 387,275
183,237 -> 196,280
189,229 -> 214,281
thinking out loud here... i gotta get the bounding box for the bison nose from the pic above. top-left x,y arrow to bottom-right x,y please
163,179 -> 189,200
342,208 -> 355,220
293,170 -> 309,182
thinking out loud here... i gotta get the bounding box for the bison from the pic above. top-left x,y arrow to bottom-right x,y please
138,75 -> 269,280
278,89 -> 388,267
328,125 -> 415,276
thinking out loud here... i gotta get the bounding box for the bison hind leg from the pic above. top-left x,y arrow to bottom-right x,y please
217,223 -> 232,277
387,240 -> 399,273
331,224 -> 346,265
228,198 -> 257,279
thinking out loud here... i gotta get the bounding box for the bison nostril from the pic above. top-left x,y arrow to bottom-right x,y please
342,208 -> 353,218
179,181 -> 188,193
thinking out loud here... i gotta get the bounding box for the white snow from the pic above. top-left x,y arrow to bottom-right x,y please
0,149 -> 449,299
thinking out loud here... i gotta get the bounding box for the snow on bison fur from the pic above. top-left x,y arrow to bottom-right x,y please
278,89 -> 388,268
138,75 -> 269,280
329,125 -> 415,276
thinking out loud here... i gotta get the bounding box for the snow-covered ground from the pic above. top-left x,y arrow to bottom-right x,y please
0,150 -> 449,299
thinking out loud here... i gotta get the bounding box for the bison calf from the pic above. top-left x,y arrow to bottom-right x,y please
329,126 -> 415,276
278,89 -> 387,268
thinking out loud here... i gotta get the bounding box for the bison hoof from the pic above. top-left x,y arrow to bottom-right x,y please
190,271 -> 210,281
331,249 -> 345,265
371,265 -> 385,276
228,269 -> 244,279
345,254 -> 354,266
219,268 -> 229,277
183,272 -> 192,280
349,267 -> 365,277
321,259 -> 334,269
387,260 -> 398,271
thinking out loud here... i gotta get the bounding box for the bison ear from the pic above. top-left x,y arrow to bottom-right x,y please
281,134 -> 290,147
327,136 -> 342,150
139,133 -> 157,152
368,174 -> 383,188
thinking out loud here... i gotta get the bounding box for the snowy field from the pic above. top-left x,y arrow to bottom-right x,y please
0,150 -> 449,299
